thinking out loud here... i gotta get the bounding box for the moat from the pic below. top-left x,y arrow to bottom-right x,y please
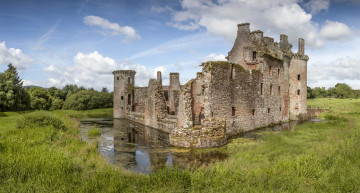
79,118 -> 317,174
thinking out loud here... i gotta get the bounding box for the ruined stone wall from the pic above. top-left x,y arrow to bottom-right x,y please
134,87 -> 147,113
169,73 -> 181,115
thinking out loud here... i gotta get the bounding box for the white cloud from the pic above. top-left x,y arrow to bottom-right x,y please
305,0 -> 330,14
43,51 -> 164,90
162,0 -> 331,48
201,53 -> 226,62
320,20 -> 353,41
83,15 -> 141,43
0,41 -> 33,70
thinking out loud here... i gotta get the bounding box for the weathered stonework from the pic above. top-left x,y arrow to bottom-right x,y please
113,23 -> 308,148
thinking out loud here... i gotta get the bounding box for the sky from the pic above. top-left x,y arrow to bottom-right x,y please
0,0 -> 360,91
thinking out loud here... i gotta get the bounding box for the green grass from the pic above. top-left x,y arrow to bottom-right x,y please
87,128 -> 101,137
0,100 -> 360,192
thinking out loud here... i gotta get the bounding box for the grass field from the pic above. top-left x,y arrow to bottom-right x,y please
0,99 -> 359,192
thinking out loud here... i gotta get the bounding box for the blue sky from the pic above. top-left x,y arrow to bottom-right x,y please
0,0 -> 359,90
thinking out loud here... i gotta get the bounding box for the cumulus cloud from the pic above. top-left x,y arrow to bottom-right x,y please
201,53 -> 226,62
305,0 -> 330,14
0,41 -> 33,70
43,51 -> 163,90
83,15 -> 141,43
308,57 -> 360,88
162,0 -> 330,48
320,20 -> 353,41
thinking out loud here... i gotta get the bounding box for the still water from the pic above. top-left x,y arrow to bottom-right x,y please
80,118 -> 228,174
80,118 -> 315,174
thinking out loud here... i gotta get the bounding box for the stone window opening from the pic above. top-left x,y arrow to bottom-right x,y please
117,76 -> 119,80
252,109 -> 255,115
268,108 -> 270,114
211,112 -> 214,117
270,85 -> 273,96
252,51 -> 257,61
128,77 -> 131,84
278,86 -> 281,95
297,74 -> 301,80
280,106 -> 282,112
232,107 -> 236,116
297,89 -> 300,95
164,91 -> 169,101
269,66 -> 272,76
230,63 -> 234,79
121,96 -> 123,100
128,94 -> 131,105
278,68 -> 280,79
261,83 -> 263,95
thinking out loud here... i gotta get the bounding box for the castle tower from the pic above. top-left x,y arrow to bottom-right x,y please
169,72 -> 181,114
157,71 -> 162,85
289,38 -> 308,120
113,70 -> 136,119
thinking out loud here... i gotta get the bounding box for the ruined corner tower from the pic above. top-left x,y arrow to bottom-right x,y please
168,72 -> 181,115
113,70 -> 136,119
289,38 -> 309,120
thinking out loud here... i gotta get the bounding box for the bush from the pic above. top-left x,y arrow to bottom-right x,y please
16,111 -> 67,130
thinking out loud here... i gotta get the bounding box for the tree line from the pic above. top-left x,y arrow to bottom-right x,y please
0,64 -> 112,112
307,83 -> 360,99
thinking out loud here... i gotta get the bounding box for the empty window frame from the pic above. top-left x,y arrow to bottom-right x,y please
232,107 -> 236,116
252,51 -> 257,61
117,76 -> 119,80
128,94 -> 131,105
297,89 -> 300,95
252,109 -> 255,115
128,77 -> 131,84
261,83 -> 263,95
270,85 -> 273,96
121,96 -> 124,100
297,74 -> 301,80
278,68 -> 280,79
268,108 -> 270,114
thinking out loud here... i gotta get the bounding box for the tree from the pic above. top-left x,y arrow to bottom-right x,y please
101,87 -> 109,93
28,87 -> 52,110
333,83 -> 354,98
0,64 -> 30,111
63,90 -> 113,110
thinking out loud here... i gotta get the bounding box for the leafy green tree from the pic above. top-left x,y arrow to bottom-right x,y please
50,97 -> 64,110
312,87 -> 328,98
101,87 -> 109,93
0,64 -> 30,111
333,83 -> 354,98
63,90 -> 112,110
28,87 -> 52,110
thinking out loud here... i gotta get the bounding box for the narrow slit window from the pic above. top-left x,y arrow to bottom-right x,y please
252,109 -> 255,115
270,85 -> 273,96
121,96 -> 123,100
232,107 -> 236,116
128,94 -> 131,105
128,77 -> 131,84
211,112 -> 214,117
269,66 -> 272,76
297,74 -> 301,80
252,51 -> 257,61
297,89 -> 300,95
261,83 -> 263,95
280,106 -> 282,111
117,76 -> 119,80
278,86 -> 281,95
268,108 -> 270,114
278,68 -> 280,79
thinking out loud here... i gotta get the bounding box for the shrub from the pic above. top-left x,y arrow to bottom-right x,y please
16,111 -> 67,130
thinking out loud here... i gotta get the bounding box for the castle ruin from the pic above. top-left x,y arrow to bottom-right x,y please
112,23 -> 308,148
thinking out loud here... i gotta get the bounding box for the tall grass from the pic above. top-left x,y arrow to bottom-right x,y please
0,99 -> 359,192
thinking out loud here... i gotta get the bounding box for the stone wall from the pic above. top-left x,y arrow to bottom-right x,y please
134,87 -> 147,113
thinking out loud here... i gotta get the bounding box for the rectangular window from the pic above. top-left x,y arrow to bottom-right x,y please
252,109 -> 255,115
117,76 -> 119,80
232,107 -> 236,116
297,89 -> 300,95
278,86 -> 281,95
121,96 -> 123,100
261,83 -> 263,95
128,77 -> 131,84
269,66 -> 272,76
270,85 -> 273,96
128,94 -> 131,105
280,106 -> 282,111
268,108 -> 270,113
298,74 -> 301,80
278,68 -> 280,79
252,51 -> 257,61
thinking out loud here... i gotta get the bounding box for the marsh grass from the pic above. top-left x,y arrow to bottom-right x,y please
0,100 -> 360,192
87,128 -> 101,137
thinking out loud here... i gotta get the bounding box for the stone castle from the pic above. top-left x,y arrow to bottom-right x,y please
112,23 -> 308,148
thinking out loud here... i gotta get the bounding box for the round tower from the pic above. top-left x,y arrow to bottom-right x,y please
289,38 -> 308,120
113,70 -> 136,119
